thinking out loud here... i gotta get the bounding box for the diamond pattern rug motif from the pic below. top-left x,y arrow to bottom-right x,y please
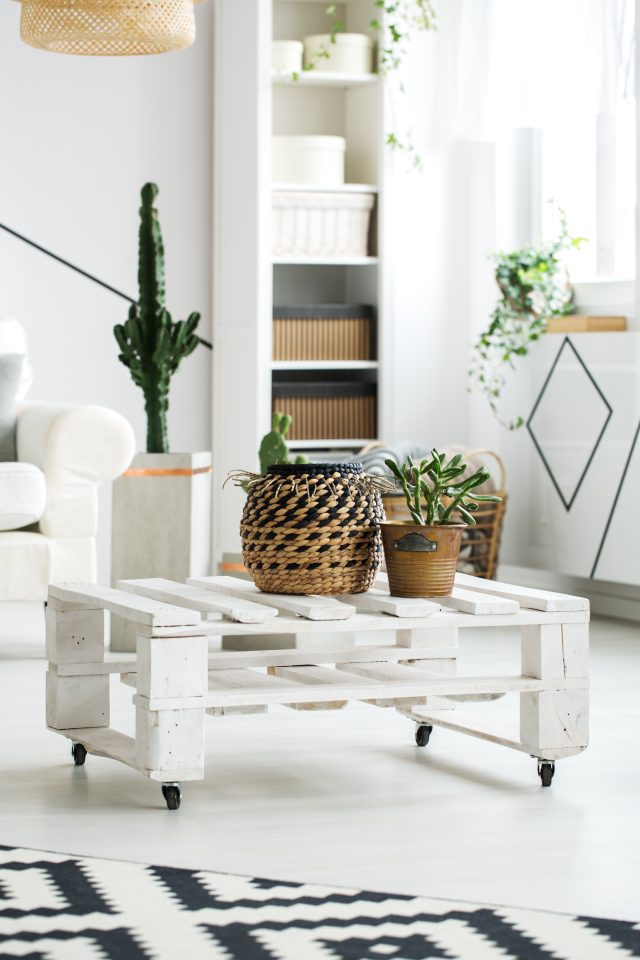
0,845 -> 638,959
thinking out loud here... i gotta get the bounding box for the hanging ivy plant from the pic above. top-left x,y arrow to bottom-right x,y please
297,1 -> 437,165
468,209 -> 586,430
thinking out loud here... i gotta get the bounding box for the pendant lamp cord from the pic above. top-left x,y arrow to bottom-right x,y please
0,220 -> 213,350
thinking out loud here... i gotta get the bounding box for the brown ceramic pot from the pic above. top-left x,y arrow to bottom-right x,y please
380,521 -> 465,597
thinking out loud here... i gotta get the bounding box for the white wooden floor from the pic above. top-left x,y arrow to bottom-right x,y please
1,604 -> 638,922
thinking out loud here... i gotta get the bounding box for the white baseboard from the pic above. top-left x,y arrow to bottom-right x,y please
500,564 -> 640,623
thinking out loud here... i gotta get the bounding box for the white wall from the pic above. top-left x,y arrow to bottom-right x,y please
0,4 -> 213,580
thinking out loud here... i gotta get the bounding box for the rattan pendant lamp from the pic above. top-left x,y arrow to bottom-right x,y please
19,0 -> 205,55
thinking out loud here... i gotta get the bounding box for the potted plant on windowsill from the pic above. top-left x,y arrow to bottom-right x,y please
382,451 -> 502,597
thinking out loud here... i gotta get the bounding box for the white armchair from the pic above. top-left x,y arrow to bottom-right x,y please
0,320 -> 135,601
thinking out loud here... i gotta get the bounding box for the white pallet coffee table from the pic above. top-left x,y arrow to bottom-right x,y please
46,572 -> 590,809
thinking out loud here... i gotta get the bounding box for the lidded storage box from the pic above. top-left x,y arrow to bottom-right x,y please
272,40 -> 303,74
303,33 -> 374,75
273,304 -> 374,361
272,135 -> 345,186
272,190 -> 375,258
272,381 -> 376,441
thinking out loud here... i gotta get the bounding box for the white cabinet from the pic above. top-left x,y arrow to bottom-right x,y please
501,333 -> 640,586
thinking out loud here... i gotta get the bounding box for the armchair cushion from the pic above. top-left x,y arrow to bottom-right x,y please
16,403 -> 135,538
0,353 -> 25,460
0,462 -> 46,531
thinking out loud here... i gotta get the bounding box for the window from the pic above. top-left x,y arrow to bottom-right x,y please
539,0 -> 635,280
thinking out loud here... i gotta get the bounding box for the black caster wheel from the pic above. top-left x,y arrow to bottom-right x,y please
537,761 -> 555,787
415,724 -> 433,747
71,743 -> 87,766
161,783 -> 181,810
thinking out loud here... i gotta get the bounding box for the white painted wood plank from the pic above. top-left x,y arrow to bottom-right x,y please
397,708 -> 587,761
377,570 -> 588,612
436,587 -> 520,616
208,668 -> 302,691
207,705 -> 269,717
454,572 -> 589,612
135,704 -> 205,775
561,623 -> 590,679
268,666 -> 361,710
46,607 -> 105,665
143,608 -> 589,638
56,661 -> 135,677
207,645 -> 459,670
49,726 -> 204,781
46,672 -> 109,730
48,582 -> 201,628
337,661 -> 441,682
270,665 -> 376,686
204,674 -> 587,709
520,689 -> 589,752
137,635 -> 208,700
187,576 -> 356,621
342,590 -> 443,618
51,727 -> 137,768
118,578 -> 278,624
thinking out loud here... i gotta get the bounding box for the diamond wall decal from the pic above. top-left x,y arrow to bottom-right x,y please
527,337 -> 612,511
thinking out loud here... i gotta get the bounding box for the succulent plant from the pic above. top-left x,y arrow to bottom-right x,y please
385,450 -> 501,525
259,412 -> 307,474
114,183 -> 200,453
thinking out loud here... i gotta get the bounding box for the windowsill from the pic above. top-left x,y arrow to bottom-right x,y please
571,278 -> 635,321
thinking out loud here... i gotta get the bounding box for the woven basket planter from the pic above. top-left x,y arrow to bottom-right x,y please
239,462 -> 387,595
20,0 -> 198,55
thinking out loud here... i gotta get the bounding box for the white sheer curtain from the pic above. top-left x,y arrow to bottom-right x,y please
429,0 -> 634,142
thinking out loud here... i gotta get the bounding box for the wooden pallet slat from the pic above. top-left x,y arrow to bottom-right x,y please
48,582 -> 201,628
342,590 -> 443,618
454,573 -> 589,612
206,644 -> 459,670
203,673 -> 587,709
188,575 -> 356,621
269,664 -> 364,711
436,586 -> 520,616
118,578 -> 278,624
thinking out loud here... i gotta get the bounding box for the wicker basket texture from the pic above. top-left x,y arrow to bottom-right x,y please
21,0 -> 196,55
241,462 -> 385,595
272,191 -> 375,258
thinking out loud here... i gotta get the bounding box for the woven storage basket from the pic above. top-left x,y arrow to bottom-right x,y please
272,304 -> 374,362
240,462 -> 386,595
272,190 -> 375,259
20,0 -> 198,55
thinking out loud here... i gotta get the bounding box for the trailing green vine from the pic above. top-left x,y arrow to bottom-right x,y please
468,208 -> 586,430
295,1 -> 437,165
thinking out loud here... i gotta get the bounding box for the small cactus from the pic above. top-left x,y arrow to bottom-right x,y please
259,412 -> 307,474
114,183 -> 200,453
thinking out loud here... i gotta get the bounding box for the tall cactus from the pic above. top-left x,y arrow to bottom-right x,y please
114,183 -> 200,453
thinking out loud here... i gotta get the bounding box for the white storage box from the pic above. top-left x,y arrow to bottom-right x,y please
303,33 -> 374,75
272,190 -> 375,258
272,135 -> 345,186
272,40 -> 303,74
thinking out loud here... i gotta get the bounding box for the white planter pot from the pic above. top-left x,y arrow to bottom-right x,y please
272,135 -> 346,187
110,451 -> 212,652
272,40 -> 303,74
303,33 -> 374,75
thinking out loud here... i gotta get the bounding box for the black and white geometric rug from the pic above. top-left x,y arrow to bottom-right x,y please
0,844 -> 638,959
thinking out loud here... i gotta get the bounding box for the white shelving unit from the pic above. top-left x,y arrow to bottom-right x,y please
213,0 -> 390,563
272,71 -> 378,89
271,360 -> 379,371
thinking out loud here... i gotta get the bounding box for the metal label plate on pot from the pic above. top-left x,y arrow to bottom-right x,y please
393,532 -> 438,553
